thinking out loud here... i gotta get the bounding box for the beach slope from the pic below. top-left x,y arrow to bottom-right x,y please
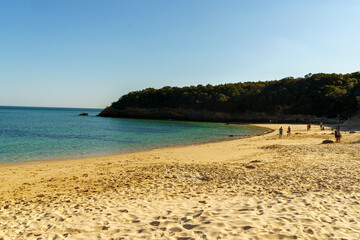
0,124 -> 359,239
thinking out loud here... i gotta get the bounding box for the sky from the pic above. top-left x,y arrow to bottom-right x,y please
1,0 -> 360,108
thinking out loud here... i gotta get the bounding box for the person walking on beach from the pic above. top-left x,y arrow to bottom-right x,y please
307,123 -> 311,131
279,127 -> 283,139
287,126 -> 291,137
320,122 -> 323,130
335,126 -> 342,143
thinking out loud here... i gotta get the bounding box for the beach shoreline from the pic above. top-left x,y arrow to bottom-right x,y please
0,124 -> 272,167
1,123 -> 359,239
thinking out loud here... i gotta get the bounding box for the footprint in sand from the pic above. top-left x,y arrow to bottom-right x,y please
183,224 -> 198,230
243,226 -> 253,230
149,221 -> 160,226
169,227 -> 182,233
193,210 -> 203,218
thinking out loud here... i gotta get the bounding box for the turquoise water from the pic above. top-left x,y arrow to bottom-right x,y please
0,106 -> 266,164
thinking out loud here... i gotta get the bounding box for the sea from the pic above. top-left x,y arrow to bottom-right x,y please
0,106 -> 267,164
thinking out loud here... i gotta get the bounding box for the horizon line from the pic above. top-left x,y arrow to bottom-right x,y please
0,105 -> 103,110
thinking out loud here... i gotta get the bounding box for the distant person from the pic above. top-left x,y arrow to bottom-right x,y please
279,127 -> 283,139
334,126 -> 342,143
320,122 -> 323,130
307,123 -> 311,131
287,126 -> 291,137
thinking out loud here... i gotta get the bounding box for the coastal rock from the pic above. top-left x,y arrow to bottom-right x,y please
79,113 -> 88,116
343,111 -> 360,129
98,106 -> 340,124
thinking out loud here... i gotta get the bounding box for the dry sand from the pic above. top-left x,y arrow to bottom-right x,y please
0,124 -> 359,239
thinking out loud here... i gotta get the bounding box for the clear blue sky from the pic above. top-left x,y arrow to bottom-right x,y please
1,0 -> 360,108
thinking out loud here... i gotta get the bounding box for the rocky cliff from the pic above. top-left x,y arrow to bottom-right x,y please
343,112 -> 360,128
98,106 -> 340,124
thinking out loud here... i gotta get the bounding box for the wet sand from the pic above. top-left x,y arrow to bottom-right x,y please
0,124 -> 359,239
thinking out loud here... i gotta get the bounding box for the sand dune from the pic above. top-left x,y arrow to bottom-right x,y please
0,124 -> 359,239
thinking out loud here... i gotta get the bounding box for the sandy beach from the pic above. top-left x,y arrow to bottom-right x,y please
0,123 -> 359,240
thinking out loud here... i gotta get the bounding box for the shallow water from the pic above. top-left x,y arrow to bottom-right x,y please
0,106 -> 266,163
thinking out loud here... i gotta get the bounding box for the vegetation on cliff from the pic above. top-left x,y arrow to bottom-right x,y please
109,72 -> 360,119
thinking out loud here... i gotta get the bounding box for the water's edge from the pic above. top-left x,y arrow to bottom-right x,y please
0,124 -> 273,167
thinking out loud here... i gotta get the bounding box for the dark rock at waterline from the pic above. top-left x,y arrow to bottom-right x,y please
79,113 -> 88,116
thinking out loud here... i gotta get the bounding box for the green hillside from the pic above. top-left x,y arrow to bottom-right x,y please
107,72 -> 360,120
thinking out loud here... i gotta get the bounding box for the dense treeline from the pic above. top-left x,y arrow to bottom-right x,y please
111,72 -> 360,119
